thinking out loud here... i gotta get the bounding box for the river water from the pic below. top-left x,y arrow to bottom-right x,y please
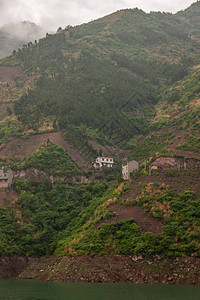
0,280 -> 200,300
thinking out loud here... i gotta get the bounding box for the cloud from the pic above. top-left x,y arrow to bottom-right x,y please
0,0 -> 196,31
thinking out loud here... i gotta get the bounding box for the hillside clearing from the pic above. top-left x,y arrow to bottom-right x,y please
0,131 -> 90,167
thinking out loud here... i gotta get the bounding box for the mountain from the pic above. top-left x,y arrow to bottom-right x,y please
0,21 -> 47,58
0,2 -> 200,279
3,7 -> 198,159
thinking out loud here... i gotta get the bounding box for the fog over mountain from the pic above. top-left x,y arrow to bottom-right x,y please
0,21 -> 46,41
0,21 -> 47,58
0,0 -> 196,31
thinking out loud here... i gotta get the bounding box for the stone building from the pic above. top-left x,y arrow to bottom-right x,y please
122,160 -> 139,180
0,167 -> 13,188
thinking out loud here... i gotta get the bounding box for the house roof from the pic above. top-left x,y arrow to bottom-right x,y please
97,157 -> 113,159
122,160 -> 139,166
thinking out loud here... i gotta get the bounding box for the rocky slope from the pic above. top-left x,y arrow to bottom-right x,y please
1,255 -> 200,285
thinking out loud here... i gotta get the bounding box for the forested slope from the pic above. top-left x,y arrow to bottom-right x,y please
1,4 -> 198,156
0,2 -> 200,261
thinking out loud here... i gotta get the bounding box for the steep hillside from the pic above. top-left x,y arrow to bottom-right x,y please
0,2 -> 200,278
1,4 -> 198,159
128,67 -> 200,160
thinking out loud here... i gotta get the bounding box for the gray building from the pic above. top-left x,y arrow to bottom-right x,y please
122,160 -> 139,180
0,167 -> 13,188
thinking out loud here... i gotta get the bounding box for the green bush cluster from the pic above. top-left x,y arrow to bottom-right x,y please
0,176 -> 110,256
24,141 -> 79,176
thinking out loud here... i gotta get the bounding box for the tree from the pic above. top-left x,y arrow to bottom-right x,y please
7,107 -> 13,116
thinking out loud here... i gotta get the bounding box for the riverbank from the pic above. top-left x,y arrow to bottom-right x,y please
1,255 -> 199,285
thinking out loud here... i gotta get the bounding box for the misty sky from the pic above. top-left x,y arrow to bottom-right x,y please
0,0 -> 197,31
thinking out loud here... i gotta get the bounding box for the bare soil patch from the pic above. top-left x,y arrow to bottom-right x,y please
0,188 -> 18,206
0,66 -> 27,82
101,204 -> 163,235
97,202 -> 162,234
168,147 -> 200,159
124,169 -> 200,200
0,131 -> 90,167
93,10 -> 124,23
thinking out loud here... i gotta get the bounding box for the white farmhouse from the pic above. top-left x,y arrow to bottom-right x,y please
93,157 -> 114,169
0,167 -> 13,188
122,160 -> 139,180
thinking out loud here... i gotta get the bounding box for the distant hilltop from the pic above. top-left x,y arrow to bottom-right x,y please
0,21 -> 49,59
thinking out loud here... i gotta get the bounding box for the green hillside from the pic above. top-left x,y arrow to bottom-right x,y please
0,2 -> 200,265
5,5 -> 199,156
128,69 -> 200,160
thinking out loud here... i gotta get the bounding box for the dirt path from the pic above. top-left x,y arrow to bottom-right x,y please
0,131 -> 90,167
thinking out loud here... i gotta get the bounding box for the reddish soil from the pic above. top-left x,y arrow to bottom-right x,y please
17,255 -> 200,285
0,188 -> 18,206
0,66 -> 27,82
98,204 -> 162,235
124,169 -> 200,200
0,131 -> 90,167
97,168 -> 199,235
167,132 -> 200,159
168,147 -> 200,159
50,132 -> 91,167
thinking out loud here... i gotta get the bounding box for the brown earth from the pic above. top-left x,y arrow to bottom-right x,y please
168,147 -> 200,159
15,255 -> 200,285
0,66 -> 27,82
0,66 -> 39,105
167,131 -> 200,159
0,78 -> 36,104
96,168 -> 199,235
0,256 -> 28,279
93,10 -> 124,24
98,204 -> 163,235
0,188 -> 18,206
0,131 -> 90,167
124,169 -> 200,200
150,156 -> 200,170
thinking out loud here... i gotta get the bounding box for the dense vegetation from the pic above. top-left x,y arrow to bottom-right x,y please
0,176 -> 110,255
55,181 -> 200,257
0,2 -> 200,259
23,142 -> 79,176
9,3 -> 200,155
